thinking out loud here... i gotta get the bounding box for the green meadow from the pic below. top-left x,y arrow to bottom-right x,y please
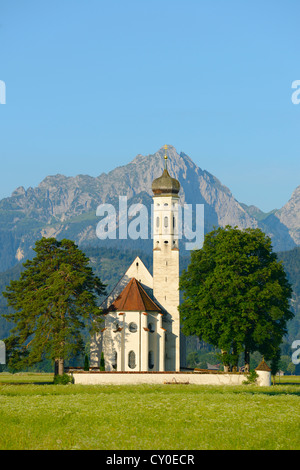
0,373 -> 299,450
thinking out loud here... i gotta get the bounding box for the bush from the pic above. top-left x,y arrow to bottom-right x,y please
53,373 -> 73,385
243,370 -> 259,385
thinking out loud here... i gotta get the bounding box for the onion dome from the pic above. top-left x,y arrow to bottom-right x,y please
152,147 -> 180,196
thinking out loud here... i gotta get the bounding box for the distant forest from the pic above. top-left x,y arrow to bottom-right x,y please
0,244 -> 299,372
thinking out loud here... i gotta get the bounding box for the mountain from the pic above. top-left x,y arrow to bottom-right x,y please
277,247 -> 300,343
0,145 -> 298,272
274,186 -> 300,246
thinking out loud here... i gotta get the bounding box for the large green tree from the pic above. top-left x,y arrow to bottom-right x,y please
179,226 -> 293,372
2,237 -> 106,375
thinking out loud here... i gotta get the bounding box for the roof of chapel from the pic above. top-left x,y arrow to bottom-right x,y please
103,277 -> 162,314
255,359 -> 271,372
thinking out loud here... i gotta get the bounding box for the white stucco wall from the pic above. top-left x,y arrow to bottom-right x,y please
256,370 -> 271,387
71,371 -> 270,386
99,310 -> 164,372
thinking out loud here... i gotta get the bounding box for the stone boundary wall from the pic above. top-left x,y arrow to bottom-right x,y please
70,370 -> 271,387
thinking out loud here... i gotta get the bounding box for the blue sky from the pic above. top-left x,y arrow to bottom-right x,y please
0,0 -> 299,212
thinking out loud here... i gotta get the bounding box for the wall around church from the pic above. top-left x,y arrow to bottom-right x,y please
71,371 -> 270,387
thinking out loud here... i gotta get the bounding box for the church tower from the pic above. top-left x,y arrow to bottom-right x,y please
91,145 -> 183,373
152,146 -> 181,371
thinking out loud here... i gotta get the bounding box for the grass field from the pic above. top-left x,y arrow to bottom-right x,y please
0,373 -> 299,450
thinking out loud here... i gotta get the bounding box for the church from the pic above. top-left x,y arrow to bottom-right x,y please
90,149 -> 185,372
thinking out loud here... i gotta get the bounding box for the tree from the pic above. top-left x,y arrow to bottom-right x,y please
2,237 -> 106,375
287,362 -> 296,375
84,354 -> 90,371
100,352 -> 105,371
179,226 -> 293,372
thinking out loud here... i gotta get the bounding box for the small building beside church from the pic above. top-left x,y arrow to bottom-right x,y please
90,151 -> 185,372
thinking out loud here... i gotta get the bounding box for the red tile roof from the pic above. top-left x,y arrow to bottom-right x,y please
104,278 -> 161,313
255,359 -> 271,372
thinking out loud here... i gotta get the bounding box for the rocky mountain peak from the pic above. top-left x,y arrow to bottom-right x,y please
275,185 -> 300,245
0,146 -> 298,272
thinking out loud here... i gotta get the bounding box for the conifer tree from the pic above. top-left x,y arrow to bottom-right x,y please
100,352 -> 105,371
2,237 -> 106,375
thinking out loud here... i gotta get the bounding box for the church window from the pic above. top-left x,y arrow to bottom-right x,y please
164,203 -> 168,206
128,351 -> 136,369
148,322 -> 155,332
129,322 -> 137,333
164,216 -> 168,228
173,216 -> 176,228
148,351 -> 154,369
156,216 -> 160,228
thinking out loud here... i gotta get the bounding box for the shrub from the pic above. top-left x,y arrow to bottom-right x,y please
53,373 -> 73,385
243,370 -> 259,385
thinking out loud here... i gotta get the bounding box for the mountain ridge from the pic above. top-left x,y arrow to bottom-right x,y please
0,145 -> 298,272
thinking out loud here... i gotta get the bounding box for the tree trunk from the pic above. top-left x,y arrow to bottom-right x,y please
244,349 -> 250,373
55,358 -> 64,375
231,345 -> 238,372
221,350 -> 230,372
58,358 -> 64,375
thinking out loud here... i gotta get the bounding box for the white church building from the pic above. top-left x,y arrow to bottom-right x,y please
90,151 -> 185,372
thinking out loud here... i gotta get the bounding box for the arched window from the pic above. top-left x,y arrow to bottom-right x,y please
148,351 -> 154,369
128,351 -> 136,369
156,216 -> 160,228
148,322 -> 155,333
164,216 -> 168,228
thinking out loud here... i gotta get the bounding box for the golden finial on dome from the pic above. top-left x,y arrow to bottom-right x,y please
164,144 -> 168,169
